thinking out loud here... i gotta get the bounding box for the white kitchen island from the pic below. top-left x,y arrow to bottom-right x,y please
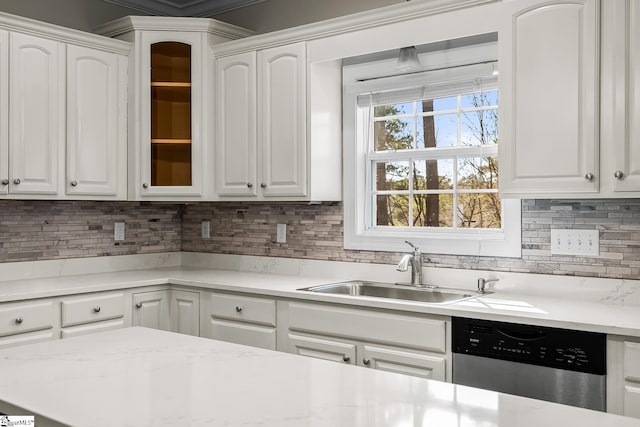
0,327 -> 638,427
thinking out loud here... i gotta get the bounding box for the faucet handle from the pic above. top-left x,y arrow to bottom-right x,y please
477,277 -> 499,294
404,240 -> 419,254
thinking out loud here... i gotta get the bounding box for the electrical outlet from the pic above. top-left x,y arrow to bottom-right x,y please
201,220 -> 210,239
276,223 -> 286,243
114,222 -> 125,241
550,229 -> 599,257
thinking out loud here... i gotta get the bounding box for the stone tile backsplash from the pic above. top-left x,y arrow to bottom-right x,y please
0,199 -> 638,280
182,199 -> 640,280
0,201 -> 182,262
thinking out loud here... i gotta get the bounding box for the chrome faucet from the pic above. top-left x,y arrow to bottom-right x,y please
396,241 -> 423,287
477,277 -> 499,294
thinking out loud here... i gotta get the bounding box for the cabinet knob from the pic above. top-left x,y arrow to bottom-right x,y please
584,173 -> 594,182
1,179 -> 8,186
15,317 -> 24,324
13,178 -> 20,185
614,170 -> 624,180
247,183 -> 253,188
93,306 -> 101,313
135,302 -> 143,309
70,181 -> 78,187
342,355 -> 350,363
235,306 -> 243,313
362,358 -> 370,366
260,183 -> 266,189
142,183 -> 149,189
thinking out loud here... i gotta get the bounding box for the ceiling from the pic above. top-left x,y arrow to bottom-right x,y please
104,0 -> 267,17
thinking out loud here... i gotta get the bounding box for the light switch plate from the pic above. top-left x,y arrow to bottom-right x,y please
201,220 -> 210,239
550,229 -> 599,257
276,223 -> 286,243
114,222 -> 125,241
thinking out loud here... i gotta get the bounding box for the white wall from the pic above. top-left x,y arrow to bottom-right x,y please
213,0 -> 403,33
0,0 -> 144,32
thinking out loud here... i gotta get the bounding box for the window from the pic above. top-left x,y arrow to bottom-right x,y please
343,40 -> 521,257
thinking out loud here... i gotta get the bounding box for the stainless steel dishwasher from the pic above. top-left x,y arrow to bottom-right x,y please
452,317 -> 606,411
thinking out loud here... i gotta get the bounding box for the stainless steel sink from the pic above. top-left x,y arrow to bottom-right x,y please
297,280 -> 482,305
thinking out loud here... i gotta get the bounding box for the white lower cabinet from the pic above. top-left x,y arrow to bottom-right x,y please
0,299 -> 57,348
280,301 -> 450,381
608,335 -> 640,419
60,291 -> 128,338
201,291 -> 277,350
170,289 -> 200,336
132,290 -> 170,331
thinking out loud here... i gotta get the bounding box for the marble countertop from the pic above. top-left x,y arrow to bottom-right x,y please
0,252 -> 639,337
0,327 -> 638,427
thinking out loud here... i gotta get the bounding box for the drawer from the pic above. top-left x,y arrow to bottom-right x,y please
207,293 -> 276,327
61,319 -> 125,339
624,341 -> 640,382
0,300 -> 54,337
287,302 -> 447,353
61,293 -> 125,327
205,318 -> 276,350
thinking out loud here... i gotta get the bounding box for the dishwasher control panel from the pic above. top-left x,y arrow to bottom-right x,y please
452,317 -> 605,374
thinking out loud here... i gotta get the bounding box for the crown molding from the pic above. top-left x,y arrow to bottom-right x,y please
0,11 -> 131,54
212,0 -> 498,56
93,15 -> 254,39
103,0 -> 266,17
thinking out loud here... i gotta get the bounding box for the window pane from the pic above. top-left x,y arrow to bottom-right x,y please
461,90 -> 498,108
457,157 -> 498,189
413,194 -> 453,227
373,118 -> 414,151
375,161 -> 409,191
414,159 -> 454,190
374,102 -> 413,117
376,195 -> 409,226
433,114 -> 458,147
457,193 -> 502,228
461,109 -> 498,146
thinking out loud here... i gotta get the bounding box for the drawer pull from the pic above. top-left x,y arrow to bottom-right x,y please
235,306 -> 243,313
362,358 -> 371,366
135,302 -> 143,309
15,317 -> 24,324
342,355 -> 350,363
93,306 -> 101,313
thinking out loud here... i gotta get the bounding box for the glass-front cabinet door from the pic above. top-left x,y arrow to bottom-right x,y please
139,31 -> 203,198
151,41 -> 192,187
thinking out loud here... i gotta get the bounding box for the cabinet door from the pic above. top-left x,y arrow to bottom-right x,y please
132,290 -> 170,331
170,290 -> 199,336
138,31 -> 203,198
66,45 -> 127,198
287,333 -> 356,365
499,0 -> 599,197
361,344 -> 446,381
9,32 -> 65,195
258,42 -> 307,197
608,1 -> 640,194
215,52 -> 257,196
0,29 -> 7,195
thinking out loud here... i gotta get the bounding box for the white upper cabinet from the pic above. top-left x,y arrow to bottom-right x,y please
9,32 -> 65,196
0,29 -> 7,196
215,51 -> 257,196
258,42 -> 307,198
95,16 -> 253,201
66,45 -> 127,198
215,42 -> 309,200
601,0 -> 640,196
0,12 -> 130,200
499,0 -> 600,198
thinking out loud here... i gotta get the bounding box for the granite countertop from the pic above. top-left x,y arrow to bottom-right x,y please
0,258 -> 638,337
0,327 -> 638,427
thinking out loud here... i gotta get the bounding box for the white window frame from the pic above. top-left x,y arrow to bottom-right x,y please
343,42 -> 521,257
